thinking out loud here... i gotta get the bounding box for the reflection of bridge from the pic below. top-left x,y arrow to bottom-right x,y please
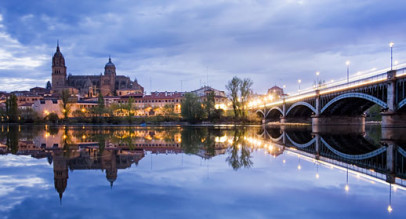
254,68 -> 406,127
259,127 -> 406,186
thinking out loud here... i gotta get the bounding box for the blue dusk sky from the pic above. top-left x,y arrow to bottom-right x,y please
0,0 -> 405,94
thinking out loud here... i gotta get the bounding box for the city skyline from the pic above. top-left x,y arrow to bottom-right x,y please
0,0 -> 406,94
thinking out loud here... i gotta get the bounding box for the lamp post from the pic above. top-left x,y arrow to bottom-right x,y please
298,79 -> 301,94
389,42 -> 394,70
346,61 -> 350,83
316,71 -> 320,89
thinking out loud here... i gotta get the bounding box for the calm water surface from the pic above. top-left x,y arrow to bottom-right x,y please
0,125 -> 405,219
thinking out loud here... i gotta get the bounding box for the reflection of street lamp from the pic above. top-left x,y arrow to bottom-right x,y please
345,165 -> 349,192
315,161 -> 319,179
298,79 -> 301,93
388,183 -> 393,213
389,42 -> 394,70
297,158 -> 301,170
346,61 -> 350,83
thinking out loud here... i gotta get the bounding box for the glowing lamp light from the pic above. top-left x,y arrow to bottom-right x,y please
346,60 -> 350,66
389,42 -> 394,48
315,173 -> 319,179
387,205 -> 393,213
283,159 -> 286,164
345,184 -> 349,192
297,165 -> 301,170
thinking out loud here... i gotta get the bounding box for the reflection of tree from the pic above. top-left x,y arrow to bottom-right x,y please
7,125 -> 19,154
204,130 -> 216,158
226,128 -> 253,170
62,127 -> 75,159
181,128 -> 205,154
48,126 -> 60,135
180,127 -> 223,158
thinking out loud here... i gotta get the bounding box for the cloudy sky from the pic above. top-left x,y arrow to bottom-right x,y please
0,0 -> 405,94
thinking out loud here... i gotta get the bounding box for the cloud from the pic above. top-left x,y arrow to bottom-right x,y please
0,0 -> 406,93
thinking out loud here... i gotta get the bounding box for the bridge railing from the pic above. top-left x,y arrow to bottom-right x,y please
267,66 -> 406,106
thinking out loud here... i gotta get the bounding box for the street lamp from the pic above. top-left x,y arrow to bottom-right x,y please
298,79 -> 301,93
346,61 -> 350,83
316,71 -> 320,88
389,42 -> 394,70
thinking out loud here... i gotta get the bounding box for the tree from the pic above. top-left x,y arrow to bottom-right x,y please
204,91 -> 215,120
20,108 -> 40,123
97,93 -> 105,113
125,97 -> 135,123
240,78 -> 253,120
226,77 -> 241,119
92,93 -> 106,123
72,109 -> 86,118
162,104 -> 177,121
181,93 -> 205,123
46,112 -> 59,124
60,89 -> 71,121
6,94 -> 19,123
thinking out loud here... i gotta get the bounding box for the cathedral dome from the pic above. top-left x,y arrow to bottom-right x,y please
105,57 -> 115,68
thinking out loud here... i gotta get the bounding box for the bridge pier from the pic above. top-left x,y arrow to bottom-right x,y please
314,134 -> 320,160
312,115 -> 365,126
312,124 -> 365,134
280,117 -> 286,124
280,116 -> 311,124
384,142 -> 397,184
381,112 -> 406,128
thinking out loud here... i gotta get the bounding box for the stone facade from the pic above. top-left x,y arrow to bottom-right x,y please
51,44 -> 144,97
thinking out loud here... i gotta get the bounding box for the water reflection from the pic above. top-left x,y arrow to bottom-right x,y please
0,124 -> 406,217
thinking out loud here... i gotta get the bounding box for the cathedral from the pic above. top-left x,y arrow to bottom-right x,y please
51,43 -> 144,97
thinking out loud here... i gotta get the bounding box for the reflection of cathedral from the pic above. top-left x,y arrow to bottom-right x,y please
51,43 -> 144,97
53,150 -> 68,202
52,148 -> 144,201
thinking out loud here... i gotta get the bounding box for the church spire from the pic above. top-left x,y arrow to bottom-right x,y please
57,40 -> 60,52
59,192 -> 63,205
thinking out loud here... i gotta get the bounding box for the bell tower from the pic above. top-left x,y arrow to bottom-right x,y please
51,41 -> 67,88
101,56 -> 116,96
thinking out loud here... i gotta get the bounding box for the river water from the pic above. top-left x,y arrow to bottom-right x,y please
0,124 -> 405,218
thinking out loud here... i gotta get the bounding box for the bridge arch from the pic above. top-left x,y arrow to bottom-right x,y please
286,102 -> 316,117
263,128 -> 284,142
320,137 -> 386,160
256,109 -> 265,117
266,107 -> 283,117
398,99 -> 406,111
256,107 -> 283,121
321,92 -> 388,116
286,133 -> 315,148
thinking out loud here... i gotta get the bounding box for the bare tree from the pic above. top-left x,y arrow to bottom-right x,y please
226,77 -> 241,119
240,78 -> 253,120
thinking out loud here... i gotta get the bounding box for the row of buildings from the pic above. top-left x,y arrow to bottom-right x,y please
0,44 -> 229,118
